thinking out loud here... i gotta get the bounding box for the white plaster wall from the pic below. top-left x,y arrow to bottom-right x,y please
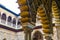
17,31 -> 25,40
0,28 -> 17,40
0,28 -> 25,40
0,27 -> 58,40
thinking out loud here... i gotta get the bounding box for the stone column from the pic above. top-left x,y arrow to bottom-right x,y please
24,27 -> 29,40
41,0 -> 53,40
24,26 -> 32,40
28,31 -> 32,40
24,31 -> 28,40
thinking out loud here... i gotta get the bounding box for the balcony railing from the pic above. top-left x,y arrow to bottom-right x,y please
7,22 -> 12,26
0,18 -> 21,29
1,19 -> 6,24
17,25 -> 20,28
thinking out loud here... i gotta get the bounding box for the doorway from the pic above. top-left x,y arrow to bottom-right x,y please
33,31 -> 43,40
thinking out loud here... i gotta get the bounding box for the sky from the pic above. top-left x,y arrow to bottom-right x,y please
0,0 -> 20,14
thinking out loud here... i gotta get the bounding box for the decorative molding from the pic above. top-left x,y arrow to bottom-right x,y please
0,24 -> 42,32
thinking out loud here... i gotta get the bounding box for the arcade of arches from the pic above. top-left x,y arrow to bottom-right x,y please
0,12 -> 21,28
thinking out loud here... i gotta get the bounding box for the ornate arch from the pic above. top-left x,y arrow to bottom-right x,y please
1,13 -> 6,21
17,19 -> 21,27
33,31 -> 43,40
8,16 -> 12,22
12,18 -> 16,27
12,18 -> 16,24
17,19 -> 21,25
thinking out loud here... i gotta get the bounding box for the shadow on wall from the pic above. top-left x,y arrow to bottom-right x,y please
3,38 -> 6,40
